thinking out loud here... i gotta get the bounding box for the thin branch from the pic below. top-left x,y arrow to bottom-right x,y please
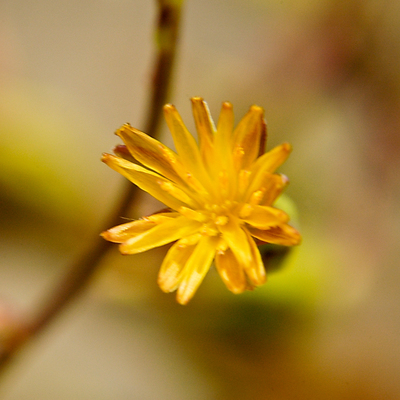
0,0 -> 183,376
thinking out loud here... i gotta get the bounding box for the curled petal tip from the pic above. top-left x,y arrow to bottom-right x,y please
293,232 -> 302,245
118,244 -> 131,255
100,228 -> 121,243
113,144 -> 132,159
282,142 -> 292,152
231,287 -> 246,294
163,103 -> 175,113
176,293 -> 190,305
284,225 -> 302,245
114,127 -> 125,138
101,153 -> 111,163
221,101 -> 233,110
249,105 -> 264,114
114,123 -> 131,135
280,174 -> 290,185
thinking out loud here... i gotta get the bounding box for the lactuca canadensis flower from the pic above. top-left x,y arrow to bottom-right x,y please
101,98 -> 301,304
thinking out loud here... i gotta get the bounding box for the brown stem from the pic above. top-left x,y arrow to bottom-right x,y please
144,0 -> 182,137
0,0 -> 183,376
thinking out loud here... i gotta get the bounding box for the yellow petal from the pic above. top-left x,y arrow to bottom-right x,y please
232,105 -> 265,169
243,229 -> 267,286
251,142 -> 292,175
117,124 -> 209,197
191,97 -> 215,167
245,172 -> 289,206
158,180 -> 196,205
247,224 -> 302,246
119,216 -> 201,254
216,101 -> 234,148
214,102 -> 235,170
115,124 -> 184,184
178,206 -> 207,222
218,216 -> 253,268
101,212 -> 180,243
102,153 -> 195,210
209,102 -> 237,197
215,248 -> 247,294
113,144 -> 135,163
176,235 -> 219,305
240,204 -> 289,229
259,174 -> 289,206
163,104 -> 212,190
158,241 -> 196,292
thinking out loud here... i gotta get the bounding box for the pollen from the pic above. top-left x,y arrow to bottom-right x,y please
249,189 -> 265,206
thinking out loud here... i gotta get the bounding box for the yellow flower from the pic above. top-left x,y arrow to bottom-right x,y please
101,97 -> 301,304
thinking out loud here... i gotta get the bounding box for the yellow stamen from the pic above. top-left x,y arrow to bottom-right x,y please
239,204 -> 253,219
218,170 -> 229,190
200,223 -> 219,236
215,215 -> 229,226
216,237 -> 228,253
206,203 -> 222,213
249,189 -> 265,206
233,145 -> 245,171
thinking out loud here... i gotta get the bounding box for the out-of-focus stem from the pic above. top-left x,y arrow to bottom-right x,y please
144,0 -> 182,136
0,0 -> 183,377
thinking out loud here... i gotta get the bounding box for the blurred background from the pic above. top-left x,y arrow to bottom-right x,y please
1,0 -> 400,398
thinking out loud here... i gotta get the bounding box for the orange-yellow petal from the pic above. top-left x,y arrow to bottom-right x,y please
117,124 -> 208,197
119,216 -> 201,254
243,229 -> 267,286
163,104 -> 212,191
218,216 -> 253,268
113,144 -> 135,162
258,174 -> 289,206
176,235 -> 219,305
115,124 -> 184,184
232,105 -> 265,169
245,171 -> 289,206
251,142 -> 292,175
240,204 -> 289,229
191,97 -> 215,167
215,248 -> 247,294
102,153 -> 196,210
248,224 -> 302,246
158,240 -> 196,292
216,102 -> 234,147
214,102 -> 235,172
101,212 -> 179,243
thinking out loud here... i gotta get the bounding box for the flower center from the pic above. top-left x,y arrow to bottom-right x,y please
179,200 -> 239,237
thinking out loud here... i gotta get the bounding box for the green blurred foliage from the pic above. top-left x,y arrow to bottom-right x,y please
0,81 -> 90,224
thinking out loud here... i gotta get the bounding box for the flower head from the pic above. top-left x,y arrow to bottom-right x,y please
101,98 -> 301,304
